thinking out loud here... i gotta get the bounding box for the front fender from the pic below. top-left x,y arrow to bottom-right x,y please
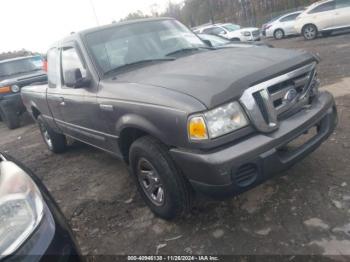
116,114 -> 169,145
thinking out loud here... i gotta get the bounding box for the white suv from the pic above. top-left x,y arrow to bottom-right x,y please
295,0 -> 350,40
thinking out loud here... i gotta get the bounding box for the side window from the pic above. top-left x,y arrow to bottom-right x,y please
309,1 -> 335,13
61,47 -> 86,86
47,48 -> 59,88
203,27 -> 215,34
211,27 -> 226,35
336,0 -> 350,8
280,13 -> 300,22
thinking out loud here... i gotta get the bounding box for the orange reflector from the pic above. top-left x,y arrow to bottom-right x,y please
0,86 -> 11,94
188,116 -> 208,140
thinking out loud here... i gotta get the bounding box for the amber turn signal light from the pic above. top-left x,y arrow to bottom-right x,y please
0,86 -> 11,94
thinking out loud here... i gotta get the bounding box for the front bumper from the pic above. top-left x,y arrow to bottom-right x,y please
170,92 -> 337,198
0,93 -> 26,115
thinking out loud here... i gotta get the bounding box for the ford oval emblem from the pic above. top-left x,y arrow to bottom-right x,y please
284,88 -> 298,102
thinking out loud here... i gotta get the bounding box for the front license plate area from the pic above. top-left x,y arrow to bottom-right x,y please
279,125 -> 319,153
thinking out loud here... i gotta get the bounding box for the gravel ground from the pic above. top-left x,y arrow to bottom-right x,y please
1,32 -> 350,259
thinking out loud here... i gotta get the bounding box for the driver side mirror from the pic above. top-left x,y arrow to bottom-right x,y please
64,68 -> 90,88
219,31 -> 227,35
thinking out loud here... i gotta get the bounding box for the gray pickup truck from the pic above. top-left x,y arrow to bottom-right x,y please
21,18 -> 337,219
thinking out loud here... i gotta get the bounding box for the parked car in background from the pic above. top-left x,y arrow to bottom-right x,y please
194,23 -> 261,42
265,11 -> 302,39
0,153 -> 81,261
198,33 -> 272,48
295,0 -> 350,40
22,17 -> 337,220
261,16 -> 282,36
31,55 -> 45,69
0,56 -> 47,129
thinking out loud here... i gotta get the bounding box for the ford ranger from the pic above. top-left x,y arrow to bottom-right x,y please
21,18 -> 338,219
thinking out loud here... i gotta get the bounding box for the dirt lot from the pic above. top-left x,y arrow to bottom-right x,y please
1,32 -> 350,259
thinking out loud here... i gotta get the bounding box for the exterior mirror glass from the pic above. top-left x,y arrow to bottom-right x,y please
64,68 -> 90,88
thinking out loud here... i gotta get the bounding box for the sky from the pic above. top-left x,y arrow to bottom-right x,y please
0,0 -> 183,53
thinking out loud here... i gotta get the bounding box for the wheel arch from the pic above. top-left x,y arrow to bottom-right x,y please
117,115 -> 170,163
302,23 -> 318,32
31,106 -> 41,119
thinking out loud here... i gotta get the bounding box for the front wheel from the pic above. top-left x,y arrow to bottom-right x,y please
274,29 -> 284,40
37,115 -> 67,153
302,24 -> 318,40
129,136 -> 193,220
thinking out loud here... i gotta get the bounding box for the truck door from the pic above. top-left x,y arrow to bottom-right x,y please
46,47 -> 66,132
58,43 -> 107,150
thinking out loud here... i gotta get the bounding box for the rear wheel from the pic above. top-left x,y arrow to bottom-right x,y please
0,107 -> 20,129
37,115 -> 67,153
274,29 -> 284,40
302,24 -> 318,40
129,136 -> 193,220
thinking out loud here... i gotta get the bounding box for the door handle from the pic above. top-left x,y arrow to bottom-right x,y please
59,97 -> 66,106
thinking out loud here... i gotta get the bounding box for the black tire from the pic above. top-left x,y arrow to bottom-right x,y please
274,29 -> 284,40
37,115 -> 67,153
129,136 -> 193,220
302,24 -> 318,40
0,107 -> 20,129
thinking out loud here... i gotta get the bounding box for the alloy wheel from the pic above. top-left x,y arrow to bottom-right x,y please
304,25 -> 317,40
137,158 -> 165,206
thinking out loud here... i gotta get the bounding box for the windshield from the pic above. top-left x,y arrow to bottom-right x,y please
85,19 -> 208,75
222,24 -> 240,32
0,58 -> 38,78
198,34 -> 231,47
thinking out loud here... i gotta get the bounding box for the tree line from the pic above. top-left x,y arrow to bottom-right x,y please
123,0 -> 319,27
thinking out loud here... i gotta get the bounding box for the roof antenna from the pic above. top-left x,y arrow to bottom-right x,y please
89,0 -> 100,26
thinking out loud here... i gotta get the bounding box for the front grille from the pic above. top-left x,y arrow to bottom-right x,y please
268,69 -> 316,116
240,63 -> 317,133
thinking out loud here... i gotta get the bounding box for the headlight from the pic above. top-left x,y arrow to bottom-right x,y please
188,101 -> 249,141
241,31 -> 251,37
0,160 -> 44,257
11,85 -> 20,93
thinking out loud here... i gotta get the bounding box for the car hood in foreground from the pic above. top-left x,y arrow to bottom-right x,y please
0,70 -> 47,86
115,48 -> 316,109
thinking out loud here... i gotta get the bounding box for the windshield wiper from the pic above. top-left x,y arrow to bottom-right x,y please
165,47 -> 213,57
104,57 -> 176,76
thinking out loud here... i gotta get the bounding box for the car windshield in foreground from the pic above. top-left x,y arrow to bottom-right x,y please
0,58 -> 39,78
222,24 -> 240,32
85,19 -> 208,76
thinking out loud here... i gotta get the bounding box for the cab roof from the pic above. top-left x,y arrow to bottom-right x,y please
0,56 -> 38,64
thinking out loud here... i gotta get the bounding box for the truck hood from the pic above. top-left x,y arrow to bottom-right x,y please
0,70 -> 47,87
116,48 -> 316,109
